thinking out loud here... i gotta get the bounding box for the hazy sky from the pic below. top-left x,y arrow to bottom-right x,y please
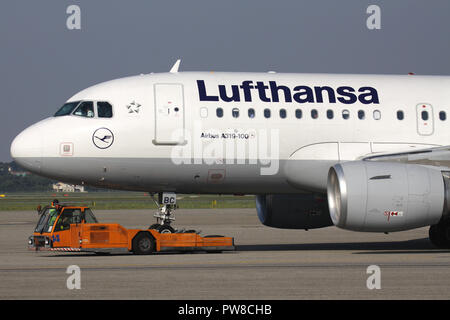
1,0 -> 449,161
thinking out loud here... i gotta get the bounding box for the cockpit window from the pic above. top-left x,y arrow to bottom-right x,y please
54,101 -> 81,117
73,101 -> 95,118
97,102 -> 113,118
55,100 -> 113,118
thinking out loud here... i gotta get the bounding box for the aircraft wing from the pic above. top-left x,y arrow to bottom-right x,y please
362,145 -> 450,169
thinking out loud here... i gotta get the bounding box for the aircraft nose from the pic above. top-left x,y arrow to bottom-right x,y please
10,125 -> 43,174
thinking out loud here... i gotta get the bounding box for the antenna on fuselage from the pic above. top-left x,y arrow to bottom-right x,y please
170,59 -> 181,73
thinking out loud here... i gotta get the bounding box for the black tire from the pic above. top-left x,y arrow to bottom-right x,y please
429,223 -> 450,249
149,223 -> 160,229
132,232 -> 155,255
157,224 -> 175,234
429,225 -> 444,248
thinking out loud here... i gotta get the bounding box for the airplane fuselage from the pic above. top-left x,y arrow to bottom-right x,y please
10,72 -> 450,194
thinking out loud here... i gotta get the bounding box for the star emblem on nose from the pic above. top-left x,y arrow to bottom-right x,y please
127,101 -> 141,113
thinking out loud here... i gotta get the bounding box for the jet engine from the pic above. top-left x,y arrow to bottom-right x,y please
327,161 -> 450,232
255,194 -> 332,229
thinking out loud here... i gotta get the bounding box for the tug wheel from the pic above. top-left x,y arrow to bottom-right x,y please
132,232 -> 155,255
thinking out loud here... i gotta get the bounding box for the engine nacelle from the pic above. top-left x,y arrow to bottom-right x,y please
256,194 -> 332,229
327,161 -> 449,232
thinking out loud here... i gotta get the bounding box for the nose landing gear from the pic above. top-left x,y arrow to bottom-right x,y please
149,192 -> 177,234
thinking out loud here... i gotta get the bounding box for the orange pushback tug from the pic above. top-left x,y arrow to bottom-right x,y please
28,201 -> 234,255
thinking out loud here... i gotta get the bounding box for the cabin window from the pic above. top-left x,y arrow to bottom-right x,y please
342,109 -> 350,120
421,110 -> 429,121
200,107 -> 208,118
295,109 -> 302,119
373,110 -> 381,120
280,109 -> 287,119
311,109 -> 318,119
216,107 -> 223,118
326,109 -> 334,119
264,108 -> 271,118
97,102 -> 113,118
358,110 -> 365,120
397,110 -> 404,120
248,108 -> 255,118
232,108 -> 240,118
73,101 -> 95,118
439,111 -> 446,121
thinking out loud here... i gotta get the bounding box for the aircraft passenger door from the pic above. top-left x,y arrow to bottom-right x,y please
416,103 -> 434,136
153,83 -> 185,145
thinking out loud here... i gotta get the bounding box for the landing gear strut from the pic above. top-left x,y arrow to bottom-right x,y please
429,219 -> 450,249
149,192 -> 177,234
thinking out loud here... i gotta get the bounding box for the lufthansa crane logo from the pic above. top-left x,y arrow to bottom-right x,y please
92,128 -> 114,149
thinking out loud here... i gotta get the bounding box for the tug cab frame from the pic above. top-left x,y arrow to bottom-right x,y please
28,202 -> 234,255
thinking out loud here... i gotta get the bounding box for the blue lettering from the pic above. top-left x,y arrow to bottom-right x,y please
219,84 -> 240,102
358,87 -> 379,104
314,86 -> 336,104
197,80 -> 379,105
269,81 -> 292,103
337,86 -> 357,104
293,86 -> 314,103
197,80 -> 219,101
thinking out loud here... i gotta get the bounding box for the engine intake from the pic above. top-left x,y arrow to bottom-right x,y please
327,161 -> 449,232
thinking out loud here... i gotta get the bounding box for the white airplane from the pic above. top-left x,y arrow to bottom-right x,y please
10,60 -> 450,247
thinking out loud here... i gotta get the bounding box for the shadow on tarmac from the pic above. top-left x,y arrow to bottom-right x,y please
236,238 -> 450,254
41,238 -> 450,257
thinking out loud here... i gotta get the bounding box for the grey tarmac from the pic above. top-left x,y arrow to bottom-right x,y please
0,208 -> 449,299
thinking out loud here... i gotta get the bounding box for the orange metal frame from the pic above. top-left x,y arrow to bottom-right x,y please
32,205 -> 234,253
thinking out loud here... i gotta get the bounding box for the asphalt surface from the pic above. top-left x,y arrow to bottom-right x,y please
1,208 -> 450,299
